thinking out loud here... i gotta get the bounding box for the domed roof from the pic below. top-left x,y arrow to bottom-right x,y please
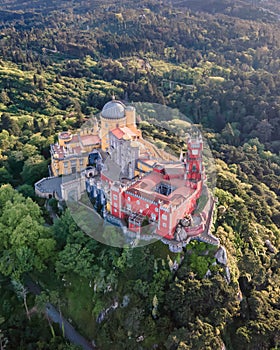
101,99 -> 126,119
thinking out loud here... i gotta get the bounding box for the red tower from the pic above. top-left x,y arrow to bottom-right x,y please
186,134 -> 203,182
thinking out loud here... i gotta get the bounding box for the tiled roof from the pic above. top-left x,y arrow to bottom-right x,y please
51,144 -> 65,159
111,126 -> 139,140
111,128 -> 125,140
66,135 -> 79,144
51,132 -> 101,159
119,126 -> 138,137
80,134 -> 101,146
72,146 -> 82,154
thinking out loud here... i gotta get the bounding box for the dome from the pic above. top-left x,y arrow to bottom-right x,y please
101,99 -> 126,119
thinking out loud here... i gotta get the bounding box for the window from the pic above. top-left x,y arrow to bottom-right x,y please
64,162 -> 68,168
151,213 -> 156,221
127,204 -> 131,211
145,204 -> 149,209
162,223 -> 167,228
162,214 -> 167,221
136,200 -> 140,205
155,208 -> 158,212
127,196 -> 131,202
113,194 -> 117,200
114,208 -> 117,213
79,159 -> 84,166
139,209 -> 143,213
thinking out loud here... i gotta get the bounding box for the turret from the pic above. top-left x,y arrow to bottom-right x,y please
185,133 -> 203,182
58,131 -> 72,147
125,106 -> 136,128
93,117 -> 99,134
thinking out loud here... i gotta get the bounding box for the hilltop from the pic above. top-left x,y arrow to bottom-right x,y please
0,1 -> 280,349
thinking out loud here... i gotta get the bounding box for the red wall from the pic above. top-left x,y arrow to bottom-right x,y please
110,180 -> 203,239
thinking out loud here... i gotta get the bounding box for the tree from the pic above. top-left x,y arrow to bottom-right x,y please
49,291 -> 65,338
0,185 -> 56,280
0,114 -> 12,132
0,316 -> 8,350
11,280 -> 30,320
35,292 -> 56,338
55,243 -> 95,279
38,78 -> 45,91
0,91 -> 10,106
0,168 -> 12,185
17,184 -> 35,199
0,114 -> 20,136
152,295 -> 158,319
21,155 -> 49,185
256,119 -> 273,143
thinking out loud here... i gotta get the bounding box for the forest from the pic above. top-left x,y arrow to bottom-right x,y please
0,0 -> 280,349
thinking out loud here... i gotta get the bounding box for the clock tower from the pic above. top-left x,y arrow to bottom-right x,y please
186,134 -> 203,182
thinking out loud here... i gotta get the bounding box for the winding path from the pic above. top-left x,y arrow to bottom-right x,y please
25,278 -> 96,350
46,303 -> 95,350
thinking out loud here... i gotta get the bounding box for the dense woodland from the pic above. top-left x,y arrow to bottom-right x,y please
0,0 -> 280,349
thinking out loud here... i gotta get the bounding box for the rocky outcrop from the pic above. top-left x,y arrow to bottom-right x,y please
215,246 -> 228,266
265,239 -> 276,253
215,246 -> 231,283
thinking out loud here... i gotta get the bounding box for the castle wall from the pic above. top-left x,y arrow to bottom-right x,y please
51,155 -> 89,176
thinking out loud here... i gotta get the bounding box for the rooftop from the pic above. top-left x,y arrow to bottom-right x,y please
111,126 -> 138,140
126,164 -> 195,208
35,174 -> 81,200
59,131 -> 72,140
51,133 -> 101,159
35,176 -> 63,198
101,99 -> 126,119
79,134 -> 100,146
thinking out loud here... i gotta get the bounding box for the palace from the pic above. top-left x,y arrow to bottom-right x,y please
50,96 -> 140,176
98,135 -> 203,239
35,97 -> 219,248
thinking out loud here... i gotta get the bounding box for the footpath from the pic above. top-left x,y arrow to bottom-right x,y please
25,278 -> 96,350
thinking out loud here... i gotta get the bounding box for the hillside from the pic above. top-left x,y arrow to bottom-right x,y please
172,0 -> 280,22
0,0 -> 280,349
